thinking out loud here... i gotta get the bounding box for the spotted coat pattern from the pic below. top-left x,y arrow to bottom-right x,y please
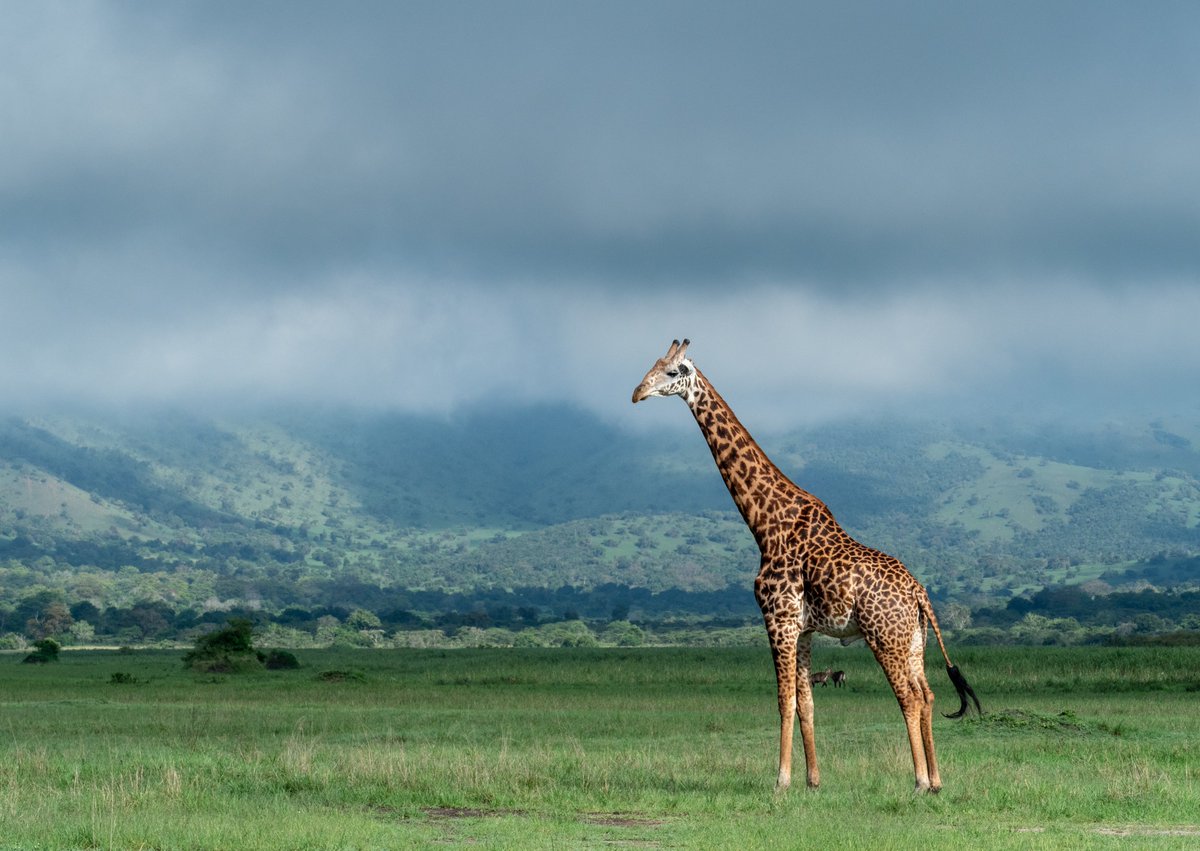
633,339 -> 977,794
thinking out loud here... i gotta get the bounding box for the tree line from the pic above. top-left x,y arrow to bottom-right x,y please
5,571 -> 1200,650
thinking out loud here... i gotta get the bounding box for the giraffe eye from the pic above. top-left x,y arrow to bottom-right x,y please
666,370 -> 679,378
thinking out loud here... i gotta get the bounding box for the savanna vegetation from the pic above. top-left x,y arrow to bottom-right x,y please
1,408 -> 1197,651
1,645 -> 1198,849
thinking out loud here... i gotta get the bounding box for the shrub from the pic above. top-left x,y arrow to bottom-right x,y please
0,633 -> 27,651
22,638 -> 61,664
264,649 -> 301,670
601,620 -> 646,647
183,618 -> 263,673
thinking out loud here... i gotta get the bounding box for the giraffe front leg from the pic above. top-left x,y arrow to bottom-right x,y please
795,633 -> 820,789
765,618 -> 808,792
769,630 -> 795,792
775,689 -> 794,793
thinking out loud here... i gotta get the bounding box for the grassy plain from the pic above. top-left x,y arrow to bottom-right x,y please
1,645 -> 1198,849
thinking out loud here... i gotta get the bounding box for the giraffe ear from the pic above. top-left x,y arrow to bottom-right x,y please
677,361 -> 691,376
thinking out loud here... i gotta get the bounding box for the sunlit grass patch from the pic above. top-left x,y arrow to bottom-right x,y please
2,646 -> 1200,849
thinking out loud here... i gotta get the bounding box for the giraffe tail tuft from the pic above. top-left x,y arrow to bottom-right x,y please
943,664 -> 983,719
917,586 -> 983,719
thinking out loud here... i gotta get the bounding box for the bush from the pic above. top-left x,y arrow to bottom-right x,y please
264,649 -> 301,670
513,620 -> 598,648
22,638 -> 61,664
0,633 -> 27,651
183,618 -> 263,673
601,620 -> 645,647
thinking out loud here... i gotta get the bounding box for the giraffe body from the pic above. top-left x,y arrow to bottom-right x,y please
633,339 -> 980,793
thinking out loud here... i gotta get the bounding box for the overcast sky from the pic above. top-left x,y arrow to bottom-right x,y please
3,1 -> 1198,429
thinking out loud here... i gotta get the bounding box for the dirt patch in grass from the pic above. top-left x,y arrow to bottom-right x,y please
424,806 -> 489,819
415,808 -> 666,828
421,806 -> 524,820
1095,827 -> 1200,837
582,813 -> 667,828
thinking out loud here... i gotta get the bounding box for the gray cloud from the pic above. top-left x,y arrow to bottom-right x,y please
2,2 -> 1197,424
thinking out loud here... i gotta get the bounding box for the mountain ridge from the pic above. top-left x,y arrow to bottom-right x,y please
1,406 -> 1198,621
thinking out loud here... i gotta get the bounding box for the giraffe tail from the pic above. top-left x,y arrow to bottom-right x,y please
917,589 -> 983,719
943,663 -> 982,719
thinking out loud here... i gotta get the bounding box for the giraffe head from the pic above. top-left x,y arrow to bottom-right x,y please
632,338 -> 696,403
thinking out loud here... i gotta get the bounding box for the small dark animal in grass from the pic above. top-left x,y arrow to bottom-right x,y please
810,668 -> 833,687
832,670 -> 847,688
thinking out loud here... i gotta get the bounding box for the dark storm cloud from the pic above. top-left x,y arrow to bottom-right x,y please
1,2 -> 1197,421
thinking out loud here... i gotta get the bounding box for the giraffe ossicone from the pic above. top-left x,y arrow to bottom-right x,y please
633,338 -> 981,793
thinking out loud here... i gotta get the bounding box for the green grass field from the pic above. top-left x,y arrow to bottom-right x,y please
1,645 -> 1198,849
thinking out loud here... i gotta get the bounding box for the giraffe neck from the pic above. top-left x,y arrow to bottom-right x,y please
684,369 -> 814,551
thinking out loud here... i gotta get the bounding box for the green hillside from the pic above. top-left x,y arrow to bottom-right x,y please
0,407 -> 1197,644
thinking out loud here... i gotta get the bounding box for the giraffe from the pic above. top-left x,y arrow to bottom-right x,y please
632,339 -> 980,793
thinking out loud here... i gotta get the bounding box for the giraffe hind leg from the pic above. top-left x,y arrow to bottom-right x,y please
868,633 -> 937,793
917,669 -> 940,792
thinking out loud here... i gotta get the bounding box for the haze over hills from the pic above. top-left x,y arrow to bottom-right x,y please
1,404 -> 1198,629
7,5 -> 1200,647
